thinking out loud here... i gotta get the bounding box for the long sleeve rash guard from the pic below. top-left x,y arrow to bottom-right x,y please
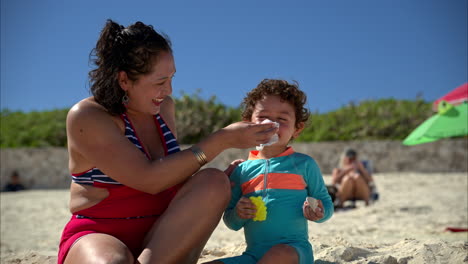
223,147 -> 334,261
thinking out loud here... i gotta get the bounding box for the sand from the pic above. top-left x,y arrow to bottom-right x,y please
1,173 -> 467,264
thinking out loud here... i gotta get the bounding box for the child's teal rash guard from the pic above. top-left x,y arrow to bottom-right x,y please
223,147 -> 334,261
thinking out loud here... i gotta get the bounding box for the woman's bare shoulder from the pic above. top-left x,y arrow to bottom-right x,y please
68,97 -> 107,118
66,97 -> 122,129
66,97 -> 127,173
66,97 -> 124,155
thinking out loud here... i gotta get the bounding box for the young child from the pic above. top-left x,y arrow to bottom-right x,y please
207,79 -> 334,264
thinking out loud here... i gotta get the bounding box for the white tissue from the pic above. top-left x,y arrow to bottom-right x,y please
256,119 -> 279,151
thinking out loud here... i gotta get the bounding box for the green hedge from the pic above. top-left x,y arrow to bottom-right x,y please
0,96 -> 434,147
175,91 -> 241,143
1,109 -> 68,147
296,99 -> 433,142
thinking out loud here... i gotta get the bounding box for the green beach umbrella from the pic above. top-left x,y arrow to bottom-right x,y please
403,101 -> 468,146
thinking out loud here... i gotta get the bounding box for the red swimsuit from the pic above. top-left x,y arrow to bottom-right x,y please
58,113 -> 182,263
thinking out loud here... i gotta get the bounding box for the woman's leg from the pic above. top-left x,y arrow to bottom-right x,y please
336,175 -> 354,207
64,233 -> 134,264
258,244 -> 299,264
138,168 -> 231,264
352,176 -> 371,205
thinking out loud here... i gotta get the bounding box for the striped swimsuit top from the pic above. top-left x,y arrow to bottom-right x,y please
71,113 -> 180,186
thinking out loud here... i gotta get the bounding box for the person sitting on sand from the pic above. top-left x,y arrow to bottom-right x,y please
57,19 -> 279,264
3,171 -> 26,192
205,79 -> 334,264
331,148 -> 375,208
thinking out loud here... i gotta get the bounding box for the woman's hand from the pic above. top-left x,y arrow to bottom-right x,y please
224,159 -> 245,177
303,199 -> 324,221
354,160 -> 371,182
222,121 -> 278,149
236,197 -> 257,219
342,165 -> 355,175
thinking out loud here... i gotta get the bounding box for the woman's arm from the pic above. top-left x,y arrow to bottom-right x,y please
356,161 -> 372,183
67,99 -> 277,195
332,166 -> 354,184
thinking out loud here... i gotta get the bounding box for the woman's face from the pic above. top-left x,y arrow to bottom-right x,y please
121,51 -> 176,115
344,156 -> 356,164
250,94 -> 304,147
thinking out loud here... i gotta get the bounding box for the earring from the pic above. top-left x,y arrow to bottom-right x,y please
122,91 -> 129,106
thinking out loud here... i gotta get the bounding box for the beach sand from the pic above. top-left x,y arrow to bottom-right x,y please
1,173 -> 467,263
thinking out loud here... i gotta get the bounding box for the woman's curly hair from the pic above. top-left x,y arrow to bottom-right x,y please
88,19 -> 172,115
241,79 -> 310,128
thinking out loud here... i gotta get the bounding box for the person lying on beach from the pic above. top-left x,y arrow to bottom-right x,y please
205,79 -> 334,264
331,148 -> 375,208
57,19 -> 279,264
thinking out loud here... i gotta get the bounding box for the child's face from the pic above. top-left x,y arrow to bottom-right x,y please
250,95 -> 304,147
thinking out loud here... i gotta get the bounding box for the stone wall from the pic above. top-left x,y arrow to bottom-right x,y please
1,139 -> 467,190
1,148 -> 70,190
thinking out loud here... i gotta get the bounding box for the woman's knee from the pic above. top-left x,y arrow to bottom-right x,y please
65,237 -> 134,264
354,175 -> 368,185
340,175 -> 353,186
92,252 -> 134,264
193,168 -> 231,202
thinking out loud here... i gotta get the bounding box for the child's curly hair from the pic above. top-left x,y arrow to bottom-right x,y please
241,79 -> 310,128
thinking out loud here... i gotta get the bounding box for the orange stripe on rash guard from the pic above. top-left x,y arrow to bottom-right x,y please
267,173 -> 306,190
242,175 -> 265,195
241,173 -> 306,195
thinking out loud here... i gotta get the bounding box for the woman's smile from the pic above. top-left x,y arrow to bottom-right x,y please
152,98 -> 164,107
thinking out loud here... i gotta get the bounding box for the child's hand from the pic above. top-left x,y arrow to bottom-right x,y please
236,197 -> 257,219
224,159 -> 245,177
303,199 -> 324,221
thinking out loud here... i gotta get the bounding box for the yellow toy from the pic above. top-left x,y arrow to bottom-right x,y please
249,196 -> 267,221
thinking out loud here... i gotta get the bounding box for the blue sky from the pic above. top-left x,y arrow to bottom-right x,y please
1,0 -> 467,114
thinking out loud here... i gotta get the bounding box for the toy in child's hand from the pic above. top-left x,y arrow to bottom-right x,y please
306,197 -> 319,211
249,196 -> 267,221
256,119 -> 279,151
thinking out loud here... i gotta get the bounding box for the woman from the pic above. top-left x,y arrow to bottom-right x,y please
58,20 -> 278,264
331,148 -> 374,208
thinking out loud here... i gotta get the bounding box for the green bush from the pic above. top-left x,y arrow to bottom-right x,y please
0,96 -> 434,148
296,99 -> 433,142
1,109 -> 68,147
174,91 -> 241,144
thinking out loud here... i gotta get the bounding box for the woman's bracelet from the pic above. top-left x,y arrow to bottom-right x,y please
190,145 -> 208,166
